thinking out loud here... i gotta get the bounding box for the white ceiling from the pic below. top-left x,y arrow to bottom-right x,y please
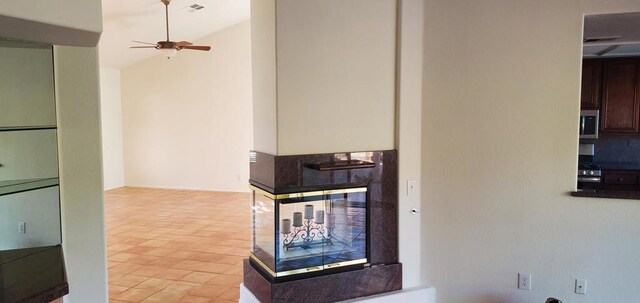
99,0 -> 250,69
583,12 -> 640,58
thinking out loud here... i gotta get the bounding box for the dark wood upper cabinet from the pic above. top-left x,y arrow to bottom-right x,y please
581,59 -> 602,110
601,59 -> 640,133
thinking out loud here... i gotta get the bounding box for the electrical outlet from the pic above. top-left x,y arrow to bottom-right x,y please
18,222 -> 26,234
236,175 -> 241,182
575,279 -> 587,294
518,273 -> 532,290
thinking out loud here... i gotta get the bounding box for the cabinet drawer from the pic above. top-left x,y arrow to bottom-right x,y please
603,170 -> 639,191
604,173 -> 638,185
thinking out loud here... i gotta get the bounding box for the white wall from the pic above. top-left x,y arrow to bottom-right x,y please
99,68 -> 125,190
0,0 -> 101,34
396,0 -> 425,289
421,1 -> 640,302
55,45 -> 108,303
0,187 -> 61,250
121,21 -> 253,192
0,4 -> 107,302
0,46 -> 56,127
0,0 -> 101,47
0,130 -> 58,180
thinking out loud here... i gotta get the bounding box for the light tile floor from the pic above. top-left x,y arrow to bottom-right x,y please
105,187 -> 250,303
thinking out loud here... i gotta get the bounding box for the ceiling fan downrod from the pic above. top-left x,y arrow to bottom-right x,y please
162,0 -> 171,42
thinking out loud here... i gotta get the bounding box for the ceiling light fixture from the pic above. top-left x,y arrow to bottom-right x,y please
159,48 -> 178,58
129,0 -> 211,59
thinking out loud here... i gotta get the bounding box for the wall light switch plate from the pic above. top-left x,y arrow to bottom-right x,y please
407,180 -> 417,196
18,222 -> 26,234
518,273 -> 532,290
575,279 -> 587,294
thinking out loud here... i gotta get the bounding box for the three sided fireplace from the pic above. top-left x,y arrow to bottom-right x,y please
243,150 -> 402,303
250,185 -> 369,280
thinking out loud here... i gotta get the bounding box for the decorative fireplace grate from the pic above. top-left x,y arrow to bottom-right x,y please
250,185 -> 368,279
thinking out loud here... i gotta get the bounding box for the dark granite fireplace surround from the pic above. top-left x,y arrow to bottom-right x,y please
244,150 -> 402,303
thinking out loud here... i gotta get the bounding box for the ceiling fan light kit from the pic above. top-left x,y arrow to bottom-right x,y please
130,0 -> 211,59
160,48 -> 178,58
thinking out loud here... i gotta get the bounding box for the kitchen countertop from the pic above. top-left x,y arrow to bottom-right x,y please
1,245 -> 68,303
571,190 -> 640,200
593,162 -> 640,170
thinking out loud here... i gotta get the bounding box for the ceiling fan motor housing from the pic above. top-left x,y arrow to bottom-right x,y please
157,41 -> 178,49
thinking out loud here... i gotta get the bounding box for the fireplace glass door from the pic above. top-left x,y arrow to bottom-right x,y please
250,186 -> 368,278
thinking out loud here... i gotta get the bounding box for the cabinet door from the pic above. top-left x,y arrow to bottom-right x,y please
603,170 -> 639,191
601,59 -> 640,133
581,59 -> 602,110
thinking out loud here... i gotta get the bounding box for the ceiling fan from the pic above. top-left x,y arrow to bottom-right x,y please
130,0 -> 211,58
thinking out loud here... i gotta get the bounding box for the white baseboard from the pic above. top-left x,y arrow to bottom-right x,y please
239,284 -> 436,303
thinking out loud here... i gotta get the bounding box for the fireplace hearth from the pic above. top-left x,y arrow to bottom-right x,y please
244,150 -> 402,303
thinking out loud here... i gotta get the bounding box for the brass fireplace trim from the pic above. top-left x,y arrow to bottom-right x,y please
250,253 -> 368,278
249,185 -> 367,200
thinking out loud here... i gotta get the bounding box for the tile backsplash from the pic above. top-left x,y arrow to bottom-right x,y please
594,134 -> 640,168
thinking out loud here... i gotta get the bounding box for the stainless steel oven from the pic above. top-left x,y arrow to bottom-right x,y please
579,110 -> 599,139
578,165 -> 602,190
577,143 -> 602,190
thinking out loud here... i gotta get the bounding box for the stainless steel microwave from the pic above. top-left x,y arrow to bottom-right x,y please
580,110 -> 599,139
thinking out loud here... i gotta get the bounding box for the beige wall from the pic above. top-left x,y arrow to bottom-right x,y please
422,1 -> 640,302
55,45 -> 107,303
250,0 -> 278,155
121,21 -> 253,192
275,0 -> 397,155
251,0 -> 397,156
100,68 -> 125,190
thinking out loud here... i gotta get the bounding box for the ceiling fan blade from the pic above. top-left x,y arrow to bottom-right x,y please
132,40 -> 157,46
176,41 -> 193,47
181,45 -> 211,51
584,36 -> 621,44
129,46 -> 157,49
596,45 -> 620,56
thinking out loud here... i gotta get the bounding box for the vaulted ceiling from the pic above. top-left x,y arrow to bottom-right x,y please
99,0 -> 250,69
